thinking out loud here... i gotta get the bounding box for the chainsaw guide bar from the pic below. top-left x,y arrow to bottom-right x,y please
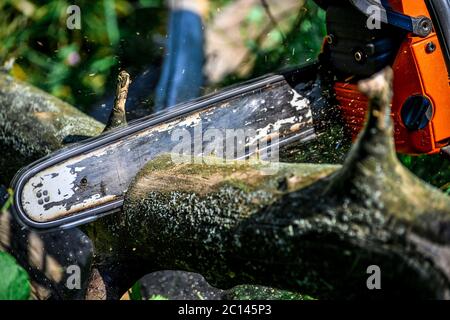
11,63 -> 325,231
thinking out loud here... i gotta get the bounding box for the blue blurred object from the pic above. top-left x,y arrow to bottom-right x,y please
154,9 -> 205,112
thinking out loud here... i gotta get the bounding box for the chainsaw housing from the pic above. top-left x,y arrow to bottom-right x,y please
322,0 -> 450,154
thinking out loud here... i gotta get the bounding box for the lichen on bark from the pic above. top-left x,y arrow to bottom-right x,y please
117,68 -> 450,299
0,72 -> 103,183
2,67 -> 450,300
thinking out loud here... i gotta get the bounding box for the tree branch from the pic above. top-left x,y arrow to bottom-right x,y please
104,70 -> 130,132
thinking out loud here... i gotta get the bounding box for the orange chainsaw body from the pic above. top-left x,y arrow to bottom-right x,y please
333,0 -> 450,154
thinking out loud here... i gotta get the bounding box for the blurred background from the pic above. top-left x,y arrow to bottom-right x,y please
0,0 -> 325,113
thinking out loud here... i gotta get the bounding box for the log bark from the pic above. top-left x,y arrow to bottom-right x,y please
0,69 -> 343,299
0,72 -> 103,184
101,68 -> 450,299
0,72 -> 103,299
1,67 -> 450,300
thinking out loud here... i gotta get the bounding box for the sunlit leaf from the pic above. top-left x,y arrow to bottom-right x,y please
0,251 -> 30,300
149,294 -> 168,300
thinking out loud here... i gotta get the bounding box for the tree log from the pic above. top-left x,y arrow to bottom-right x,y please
0,73 -> 103,184
0,72 -> 103,299
2,67 -> 449,300
0,68 -> 343,299
100,68 -> 450,299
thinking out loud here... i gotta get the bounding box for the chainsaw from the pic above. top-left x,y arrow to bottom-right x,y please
10,0 -> 450,231
317,0 -> 450,155
11,64 -> 332,230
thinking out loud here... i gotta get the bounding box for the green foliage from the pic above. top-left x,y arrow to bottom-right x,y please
0,0 -> 165,110
399,154 -> 450,189
139,0 -> 164,8
128,281 -> 143,300
0,251 -> 31,300
149,294 -> 169,300
1,188 -> 14,213
218,0 -> 326,87
0,0 -> 325,110
248,0 -> 326,77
